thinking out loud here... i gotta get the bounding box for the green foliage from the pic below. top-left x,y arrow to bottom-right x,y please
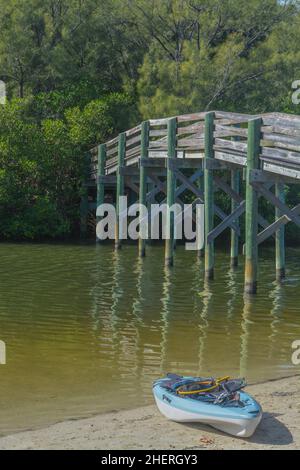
0,92 -> 134,240
27,81 -> 106,120
66,93 -> 137,147
0,0 -> 145,97
0,100 -> 75,239
137,0 -> 300,116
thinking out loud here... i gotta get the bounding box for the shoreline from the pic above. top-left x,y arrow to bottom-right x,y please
0,375 -> 299,450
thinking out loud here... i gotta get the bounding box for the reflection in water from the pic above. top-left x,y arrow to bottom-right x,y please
131,258 -> 144,388
160,266 -> 172,374
0,243 -> 299,436
198,280 -> 213,374
226,267 -> 239,321
240,296 -> 253,377
110,249 -> 123,368
268,281 -> 285,362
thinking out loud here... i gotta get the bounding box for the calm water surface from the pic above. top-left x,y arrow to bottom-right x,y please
0,243 -> 300,435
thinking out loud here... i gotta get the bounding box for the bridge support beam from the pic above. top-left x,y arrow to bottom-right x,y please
198,163 -> 205,259
204,112 -> 215,280
96,144 -> 107,242
230,169 -> 240,268
165,117 -> 177,267
244,118 -> 261,294
115,132 -> 126,250
275,183 -> 286,281
139,121 -> 150,257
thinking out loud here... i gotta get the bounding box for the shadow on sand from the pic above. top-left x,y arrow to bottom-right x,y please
248,412 -> 293,445
180,412 -> 293,446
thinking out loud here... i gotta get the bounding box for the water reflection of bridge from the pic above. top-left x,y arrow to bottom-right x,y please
89,247 -> 297,391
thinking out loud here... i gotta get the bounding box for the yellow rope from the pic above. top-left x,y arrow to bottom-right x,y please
176,376 -> 231,396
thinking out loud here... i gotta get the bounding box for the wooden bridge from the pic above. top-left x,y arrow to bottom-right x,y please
81,110 -> 300,294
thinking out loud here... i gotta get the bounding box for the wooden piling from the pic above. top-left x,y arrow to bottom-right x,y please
198,162 -> 205,259
204,112 -> 215,280
147,181 -> 155,244
230,169 -> 240,267
139,121 -> 150,257
115,132 -> 126,249
275,183 -> 286,281
96,144 -> 107,241
165,117 -> 177,267
244,118 -> 261,294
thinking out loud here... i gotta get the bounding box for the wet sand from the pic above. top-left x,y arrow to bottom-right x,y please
0,375 -> 299,450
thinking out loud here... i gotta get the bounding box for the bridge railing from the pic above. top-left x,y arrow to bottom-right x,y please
88,110 -> 300,181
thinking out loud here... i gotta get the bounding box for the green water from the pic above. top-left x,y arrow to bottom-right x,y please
0,243 -> 299,435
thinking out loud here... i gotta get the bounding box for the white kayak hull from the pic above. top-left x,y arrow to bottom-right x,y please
154,395 -> 262,438
153,377 -> 263,438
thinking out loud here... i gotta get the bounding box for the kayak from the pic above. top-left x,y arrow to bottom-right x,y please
153,374 -> 262,438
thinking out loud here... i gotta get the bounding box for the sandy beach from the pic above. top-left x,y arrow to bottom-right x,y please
0,375 -> 299,450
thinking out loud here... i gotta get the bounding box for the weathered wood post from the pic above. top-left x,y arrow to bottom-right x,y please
96,144 -> 107,241
139,121 -> 150,257
204,111 -> 215,280
198,161 -> 205,259
244,118 -> 261,294
275,183 -> 286,281
165,117 -> 177,267
80,152 -> 90,239
115,132 -> 126,249
230,169 -> 240,267
147,182 -> 155,244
